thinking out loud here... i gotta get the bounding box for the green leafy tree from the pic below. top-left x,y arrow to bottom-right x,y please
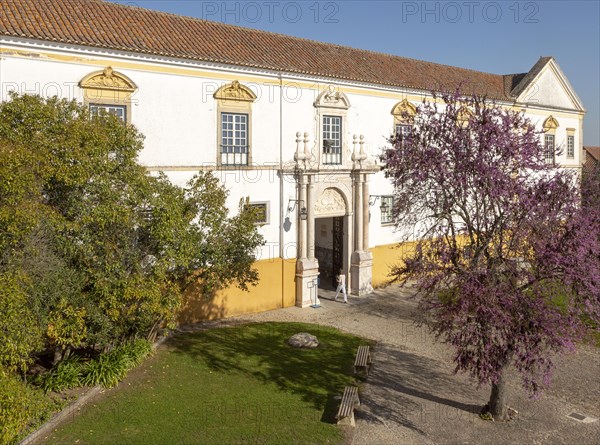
0,93 -> 264,363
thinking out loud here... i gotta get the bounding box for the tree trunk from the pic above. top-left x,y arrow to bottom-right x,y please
52,346 -> 63,366
487,368 -> 509,421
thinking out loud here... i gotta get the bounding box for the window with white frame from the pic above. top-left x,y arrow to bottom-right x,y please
381,195 -> 394,224
395,124 -> 411,146
221,112 -> 249,166
89,104 -> 126,121
567,135 -> 575,159
544,134 -> 555,164
395,124 -> 411,137
322,115 -> 342,165
81,67 -> 136,125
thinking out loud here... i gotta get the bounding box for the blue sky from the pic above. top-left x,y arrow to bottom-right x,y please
112,1 -> 599,145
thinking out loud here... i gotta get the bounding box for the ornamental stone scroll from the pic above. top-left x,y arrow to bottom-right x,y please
314,187 -> 347,217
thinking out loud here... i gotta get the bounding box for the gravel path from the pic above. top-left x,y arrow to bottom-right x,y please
226,285 -> 600,445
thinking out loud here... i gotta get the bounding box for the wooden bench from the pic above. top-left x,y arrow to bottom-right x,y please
335,386 -> 360,426
354,345 -> 371,376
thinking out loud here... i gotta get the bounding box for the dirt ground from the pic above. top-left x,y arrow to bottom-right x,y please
229,285 -> 600,445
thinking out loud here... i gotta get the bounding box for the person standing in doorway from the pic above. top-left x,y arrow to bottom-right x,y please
334,269 -> 348,303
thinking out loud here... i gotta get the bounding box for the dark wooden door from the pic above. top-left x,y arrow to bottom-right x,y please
331,216 -> 343,287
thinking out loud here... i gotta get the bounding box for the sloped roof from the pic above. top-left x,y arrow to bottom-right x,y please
585,146 -> 600,162
0,0 -> 541,100
509,56 -> 553,98
584,146 -> 600,175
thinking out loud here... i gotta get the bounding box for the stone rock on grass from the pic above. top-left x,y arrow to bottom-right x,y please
288,333 -> 319,349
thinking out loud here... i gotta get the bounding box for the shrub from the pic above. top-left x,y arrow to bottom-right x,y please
121,339 -> 153,366
0,272 -> 43,374
81,352 -> 128,388
0,372 -> 57,445
81,339 -> 152,388
35,356 -> 82,393
32,339 -> 153,391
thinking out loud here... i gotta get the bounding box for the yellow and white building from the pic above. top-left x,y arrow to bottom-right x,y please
0,0 -> 586,321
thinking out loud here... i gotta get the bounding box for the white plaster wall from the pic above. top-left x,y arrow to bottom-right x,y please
367,171 -> 405,247
0,54 -> 82,102
0,40 -> 585,262
281,174 -> 299,259
280,81 -> 321,164
132,70 -> 216,167
349,93 -> 403,159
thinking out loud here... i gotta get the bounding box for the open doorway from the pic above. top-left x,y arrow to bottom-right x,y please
315,216 -> 344,290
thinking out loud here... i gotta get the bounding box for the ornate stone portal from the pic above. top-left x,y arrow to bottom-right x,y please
294,132 -> 374,308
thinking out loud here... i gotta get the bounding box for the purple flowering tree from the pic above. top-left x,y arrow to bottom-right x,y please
381,91 -> 600,421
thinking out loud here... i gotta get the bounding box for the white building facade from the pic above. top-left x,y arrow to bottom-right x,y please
0,0 -> 586,320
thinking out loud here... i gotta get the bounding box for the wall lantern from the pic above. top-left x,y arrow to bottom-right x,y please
380,200 -> 389,214
369,195 -> 390,220
369,195 -> 390,213
288,199 -> 308,221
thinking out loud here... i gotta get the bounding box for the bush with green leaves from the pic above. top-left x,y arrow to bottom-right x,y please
0,272 -> 43,374
34,356 -> 83,393
121,338 -> 154,366
0,372 -> 58,445
81,352 -> 130,388
32,339 -> 153,392
81,339 -> 153,388
0,93 -> 264,364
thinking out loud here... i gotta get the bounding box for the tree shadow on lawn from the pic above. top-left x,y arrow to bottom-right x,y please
166,322 -> 478,436
167,322 -> 364,418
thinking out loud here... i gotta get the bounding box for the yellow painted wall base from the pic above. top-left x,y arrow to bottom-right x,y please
371,241 -> 416,288
179,257 -> 296,324
179,241 -> 415,323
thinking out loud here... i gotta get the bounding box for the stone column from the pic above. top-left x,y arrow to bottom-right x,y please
351,171 -> 373,296
362,173 -> 370,251
355,174 -> 363,252
295,172 -> 320,308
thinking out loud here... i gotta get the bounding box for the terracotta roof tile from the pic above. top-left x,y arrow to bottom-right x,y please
584,147 -> 600,175
585,147 -> 600,161
1,0 -> 524,99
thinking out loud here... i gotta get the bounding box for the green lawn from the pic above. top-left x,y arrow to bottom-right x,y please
42,322 -> 367,445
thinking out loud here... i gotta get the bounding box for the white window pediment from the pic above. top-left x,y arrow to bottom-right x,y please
214,80 -> 257,103
79,66 -> 137,92
543,115 -> 559,131
314,86 -> 351,110
391,99 -> 417,120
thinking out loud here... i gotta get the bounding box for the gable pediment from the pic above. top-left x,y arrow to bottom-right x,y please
516,60 -> 584,112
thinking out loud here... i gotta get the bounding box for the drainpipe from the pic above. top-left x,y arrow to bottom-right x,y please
279,73 -> 285,307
